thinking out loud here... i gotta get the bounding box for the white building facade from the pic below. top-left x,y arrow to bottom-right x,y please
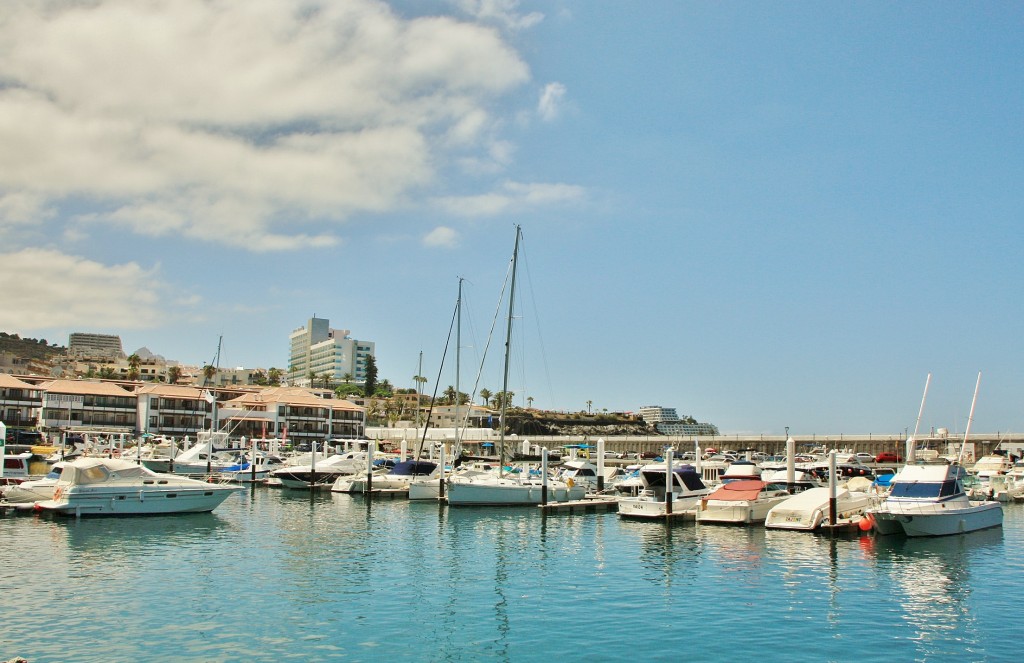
288,317 -> 375,388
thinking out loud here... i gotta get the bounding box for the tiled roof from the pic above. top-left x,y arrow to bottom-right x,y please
37,379 -> 136,397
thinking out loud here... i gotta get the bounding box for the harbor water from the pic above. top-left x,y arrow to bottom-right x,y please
1,488 -> 1020,662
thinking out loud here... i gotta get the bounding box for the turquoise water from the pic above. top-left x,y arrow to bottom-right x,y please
1,489 -> 1019,662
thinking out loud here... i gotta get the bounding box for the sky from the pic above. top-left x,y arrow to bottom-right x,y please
0,1 -> 1021,436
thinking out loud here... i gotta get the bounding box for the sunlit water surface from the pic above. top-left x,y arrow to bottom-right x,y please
1,489 -> 1020,662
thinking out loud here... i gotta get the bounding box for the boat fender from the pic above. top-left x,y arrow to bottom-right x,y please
53,487 -> 63,500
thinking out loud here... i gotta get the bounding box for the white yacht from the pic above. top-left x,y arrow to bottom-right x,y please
697,479 -> 790,525
34,457 -> 239,516
446,468 -> 585,506
869,462 -> 1003,537
1,462 -> 66,503
617,464 -> 713,519
269,450 -> 369,489
408,460 -> 499,501
331,459 -> 437,494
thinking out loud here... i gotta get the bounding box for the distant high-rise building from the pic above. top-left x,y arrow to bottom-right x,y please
68,332 -> 125,359
638,405 -> 719,436
287,317 -> 375,388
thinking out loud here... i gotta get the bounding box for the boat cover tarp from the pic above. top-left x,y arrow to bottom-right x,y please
706,479 -> 768,502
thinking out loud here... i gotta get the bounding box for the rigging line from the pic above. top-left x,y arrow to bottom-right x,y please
414,296 -> 459,461
517,235 -> 556,409
456,253 -> 515,455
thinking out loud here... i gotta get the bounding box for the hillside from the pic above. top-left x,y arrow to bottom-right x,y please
504,409 -> 654,437
0,332 -> 67,361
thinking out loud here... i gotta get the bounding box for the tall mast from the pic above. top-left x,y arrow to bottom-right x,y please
498,226 -> 521,469
454,277 -> 463,453
957,372 -> 982,465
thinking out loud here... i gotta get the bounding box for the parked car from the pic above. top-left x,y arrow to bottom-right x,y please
855,452 -> 875,463
875,451 -> 904,463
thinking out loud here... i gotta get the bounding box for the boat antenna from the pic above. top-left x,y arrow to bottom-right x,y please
956,372 -> 982,466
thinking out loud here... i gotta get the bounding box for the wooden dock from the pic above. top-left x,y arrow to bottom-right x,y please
538,497 -> 619,514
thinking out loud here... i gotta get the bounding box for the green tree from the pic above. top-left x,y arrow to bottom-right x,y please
586,400 -> 593,414
413,374 -> 428,396
527,396 -> 534,409
479,388 -> 492,407
442,385 -> 458,405
167,365 -> 182,384
267,367 -> 282,386
202,364 -> 216,386
127,353 -> 141,381
363,355 -> 378,397
335,383 -> 363,398
250,368 -> 267,385
320,373 -> 333,389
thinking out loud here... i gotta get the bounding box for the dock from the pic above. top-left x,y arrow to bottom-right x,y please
539,496 -> 619,514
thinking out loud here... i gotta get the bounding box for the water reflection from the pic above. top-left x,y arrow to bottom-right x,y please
862,529 -> 1003,659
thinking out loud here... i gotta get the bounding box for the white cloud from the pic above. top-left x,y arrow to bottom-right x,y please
435,180 -> 585,217
538,82 -> 567,122
456,0 -> 545,31
0,249 -> 168,330
0,0 -> 536,251
423,226 -> 460,248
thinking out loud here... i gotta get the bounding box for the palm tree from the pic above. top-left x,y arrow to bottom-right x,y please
321,373 -> 333,389
527,396 -> 534,409
586,400 -> 593,415
343,372 -> 353,384
443,385 -> 458,405
167,365 -> 182,384
202,364 -> 216,386
267,367 -> 282,386
479,388 -> 492,407
127,353 -> 141,381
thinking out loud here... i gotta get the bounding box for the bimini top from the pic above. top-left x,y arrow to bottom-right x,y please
58,457 -> 154,485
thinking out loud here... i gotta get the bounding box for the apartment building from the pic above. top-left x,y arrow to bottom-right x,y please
39,379 -> 137,433
288,317 -> 375,388
0,373 -> 42,430
218,387 -> 365,445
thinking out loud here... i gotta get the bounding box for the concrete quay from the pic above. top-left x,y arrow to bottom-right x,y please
521,432 -> 1022,459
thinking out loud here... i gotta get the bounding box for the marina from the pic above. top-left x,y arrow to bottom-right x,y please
1,477 -> 1022,662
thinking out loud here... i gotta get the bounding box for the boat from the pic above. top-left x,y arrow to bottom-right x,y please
1,451 -> 34,484
616,463 -> 713,519
697,479 -> 791,525
217,453 -> 286,483
331,459 -> 437,494
445,226 -> 585,507
408,460 -> 498,501
868,372 -> 1003,537
553,459 -> 624,493
142,432 -> 236,475
1,462 -> 66,503
869,462 -> 1003,536
269,449 -> 369,489
34,457 -> 240,516
764,485 -> 879,531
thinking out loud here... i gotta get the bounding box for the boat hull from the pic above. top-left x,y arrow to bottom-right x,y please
698,496 -> 789,525
873,501 -> 1003,537
446,478 -> 584,506
35,485 -> 237,516
617,495 -> 703,519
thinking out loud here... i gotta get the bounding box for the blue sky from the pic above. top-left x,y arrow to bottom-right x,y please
1,1 -> 1020,435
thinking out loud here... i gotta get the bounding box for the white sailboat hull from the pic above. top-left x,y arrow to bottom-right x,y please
872,500 -> 1003,537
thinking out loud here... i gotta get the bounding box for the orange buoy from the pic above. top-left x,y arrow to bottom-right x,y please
858,513 -> 875,532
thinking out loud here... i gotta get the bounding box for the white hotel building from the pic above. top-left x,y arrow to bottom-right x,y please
288,317 -> 375,388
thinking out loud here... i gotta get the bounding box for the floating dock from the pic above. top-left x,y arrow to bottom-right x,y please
539,497 -> 619,514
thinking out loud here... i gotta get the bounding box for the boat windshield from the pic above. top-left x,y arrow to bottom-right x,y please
890,480 -> 961,499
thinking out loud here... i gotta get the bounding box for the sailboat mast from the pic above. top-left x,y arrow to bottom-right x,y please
498,226 -> 521,468
207,334 -> 223,475
454,277 -> 463,455
957,372 -> 982,465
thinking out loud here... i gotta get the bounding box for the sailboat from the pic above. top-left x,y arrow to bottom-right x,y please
869,372 -> 1003,536
446,226 -> 584,506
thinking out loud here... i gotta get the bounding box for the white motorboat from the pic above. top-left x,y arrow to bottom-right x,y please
617,464 -> 713,519
764,486 -> 879,531
868,462 -> 1003,537
446,467 -> 585,506
1,462 -> 66,503
269,450 -> 369,489
34,457 -> 240,516
697,479 -> 791,525
1,451 -> 34,484
217,454 -> 286,483
331,459 -> 437,494
553,459 -> 624,493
